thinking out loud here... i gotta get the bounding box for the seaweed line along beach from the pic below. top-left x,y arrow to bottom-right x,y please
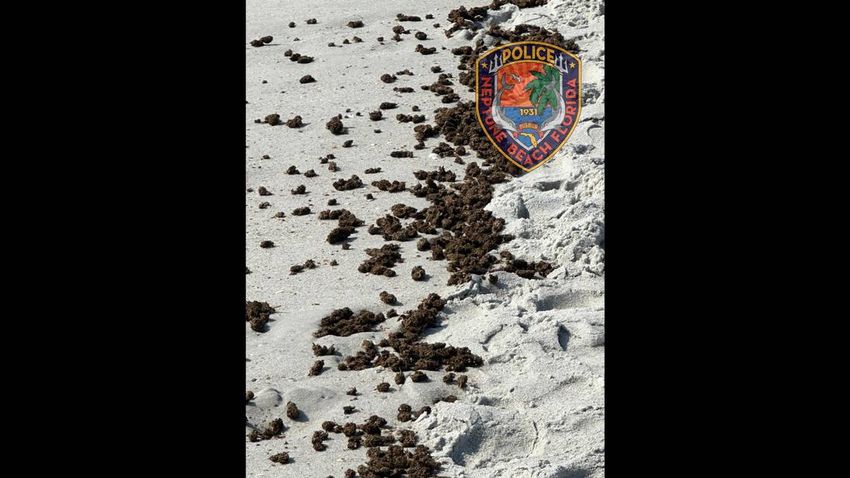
246,1 -> 604,476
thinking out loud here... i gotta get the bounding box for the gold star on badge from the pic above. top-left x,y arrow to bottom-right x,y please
481,61 -> 488,69
570,62 -> 576,68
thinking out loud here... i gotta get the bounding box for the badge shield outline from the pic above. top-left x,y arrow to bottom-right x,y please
475,41 -> 582,172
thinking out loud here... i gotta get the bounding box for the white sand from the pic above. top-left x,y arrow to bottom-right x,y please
246,1 -> 604,476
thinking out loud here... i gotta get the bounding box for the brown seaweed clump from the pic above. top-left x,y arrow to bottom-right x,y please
286,401 -> 299,420
379,291 -> 397,305
314,308 -> 387,337
337,294 -> 484,373
269,452 -> 289,464
358,244 -> 402,276
248,418 -> 285,442
333,175 -> 364,191
246,301 -> 275,332
356,445 -> 440,477
313,343 -> 336,356
309,360 -> 325,376
326,115 -> 345,134
286,115 -> 303,128
371,179 -> 406,192
312,430 -> 329,451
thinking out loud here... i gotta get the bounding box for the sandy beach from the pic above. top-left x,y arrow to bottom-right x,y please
246,1 -> 604,476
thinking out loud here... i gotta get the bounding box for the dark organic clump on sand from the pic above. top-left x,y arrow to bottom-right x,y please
337,294 -> 483,373
314,308 -> 387,337
246,301 -> 276,332
358,244 -> 402,276
287,401 -> 300,420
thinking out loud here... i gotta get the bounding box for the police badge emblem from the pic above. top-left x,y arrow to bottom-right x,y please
475,41 -> 581,172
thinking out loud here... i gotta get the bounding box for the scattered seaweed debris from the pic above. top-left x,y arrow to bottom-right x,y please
249,418 -> 285,442
287,401 -> 300,420
260,240 -> 275,248
263,114 -> 281,126
300,74 -> 316,84
286,115 -> 303,128
245,301 -> 276,332
356,445 -> 441,477
326,115 -> 346,134
495,250 -> 555,279
327,226 -> 355,244
367,214 -> 421,241
358,244 -> 402,277
398,429 -> 418,447
313,343 -> 336,356
376,382 -> 390,393
292,207 -> 311,216
323,421 -> 342,433
413,167 -> 456,182
312,430 -> 329,451
333,175 -> 364,191
347,20 -> 364,28
371,179 -> 406,192
391,204 -> 418,218
250,36 -> 273,47
411,265 -> 426,281
309,360 -> 325,376
338,294 -> 484,373
379,291 -> 397,305
320,208 -> 363,228
269,452 -> 289,464
415,44 -> 437,55
314,308 -> 387,338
